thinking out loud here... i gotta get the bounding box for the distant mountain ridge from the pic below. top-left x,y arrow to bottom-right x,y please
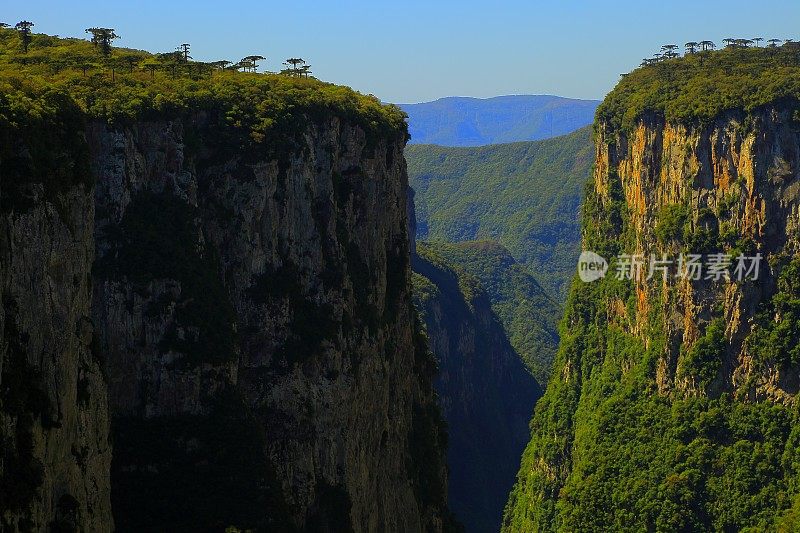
400,95 -> 599,146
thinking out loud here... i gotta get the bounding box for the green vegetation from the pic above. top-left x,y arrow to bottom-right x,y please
748,258 -> 800,369
598,44 -> 800,132
678,318 -> 727,389
503,44 -> 800,526
503,266 -> 800,531
0,28 -> 406,146
0,80 -> 91,217
654,203 -> 690,244
406,125 -> 594,300
421,240 -> 560,384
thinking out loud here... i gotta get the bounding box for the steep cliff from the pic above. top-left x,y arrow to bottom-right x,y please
92,114 -> 452,532
0,80 -> 112,532
412,242 -> 541,533
504,45 -> 800,531
1,31 -> 453,532
421,241 -> 560,385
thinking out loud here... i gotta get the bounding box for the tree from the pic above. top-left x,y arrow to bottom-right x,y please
141,57 -> 161,79
71,55 -> 99,77
722,38 -> 737,48
282,57 -> 307,76
240,55 -> 265,72
660,44 -> 679,58
685,42 -> 699,54
0,23 -> 9,28
157,51 -> 182,78
178,43 -> 191,62
752,37 -> 764,47
85,27 -> 120,56
699,40 -> 716,51
119,53 -> 140,73
768,39 -> 782,48
15,21 -> 34,53
211,60 -> 232,70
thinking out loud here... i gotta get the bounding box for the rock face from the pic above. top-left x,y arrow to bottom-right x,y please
0,104 -> 112,531
412,242 -> 541,533
503,102 -> 800,530
2,105 -> 453,530
593,107 -> 800,396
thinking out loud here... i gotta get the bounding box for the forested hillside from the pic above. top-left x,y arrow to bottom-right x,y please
424,241 -> 560,384
407,126 -> 594,300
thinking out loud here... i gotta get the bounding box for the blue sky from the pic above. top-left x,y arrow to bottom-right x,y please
6,1 -> 799,103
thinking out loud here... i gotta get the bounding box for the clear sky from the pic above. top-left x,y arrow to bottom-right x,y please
5,1 -> 800,103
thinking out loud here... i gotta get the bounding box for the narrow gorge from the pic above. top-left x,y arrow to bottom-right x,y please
4,21 -> 800,533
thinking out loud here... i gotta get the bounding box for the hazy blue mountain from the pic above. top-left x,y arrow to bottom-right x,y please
400,95 -> 599,146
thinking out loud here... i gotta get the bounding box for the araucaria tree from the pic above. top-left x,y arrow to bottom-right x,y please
700,40 -> 716,51
241,55 -> 265,72
660,44 -> 679,59
685,42 -> 699,54
282,57 -> 307,76
15,21 -> 34,53
178,43 -> 191,62
157,51 -> 182,78
85,27 -> 120,56
211,60 -> 232,70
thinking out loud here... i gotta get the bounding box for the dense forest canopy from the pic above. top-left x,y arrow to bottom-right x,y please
599,43 -> 800,132
0,27 -> 406,142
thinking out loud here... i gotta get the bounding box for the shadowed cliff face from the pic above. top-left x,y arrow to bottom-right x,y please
412,246 -> 541,533
503,104 -> 800,531
88,114 -> 452,532
0,100 -> 112,532
1,105 -> 454,531
409,175 -> 542,533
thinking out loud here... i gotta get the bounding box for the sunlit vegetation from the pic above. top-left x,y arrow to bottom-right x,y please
406,126 -> 594,300
600,43 -> 800,132
420,241 -> 560,384
0,27 -> 406,141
